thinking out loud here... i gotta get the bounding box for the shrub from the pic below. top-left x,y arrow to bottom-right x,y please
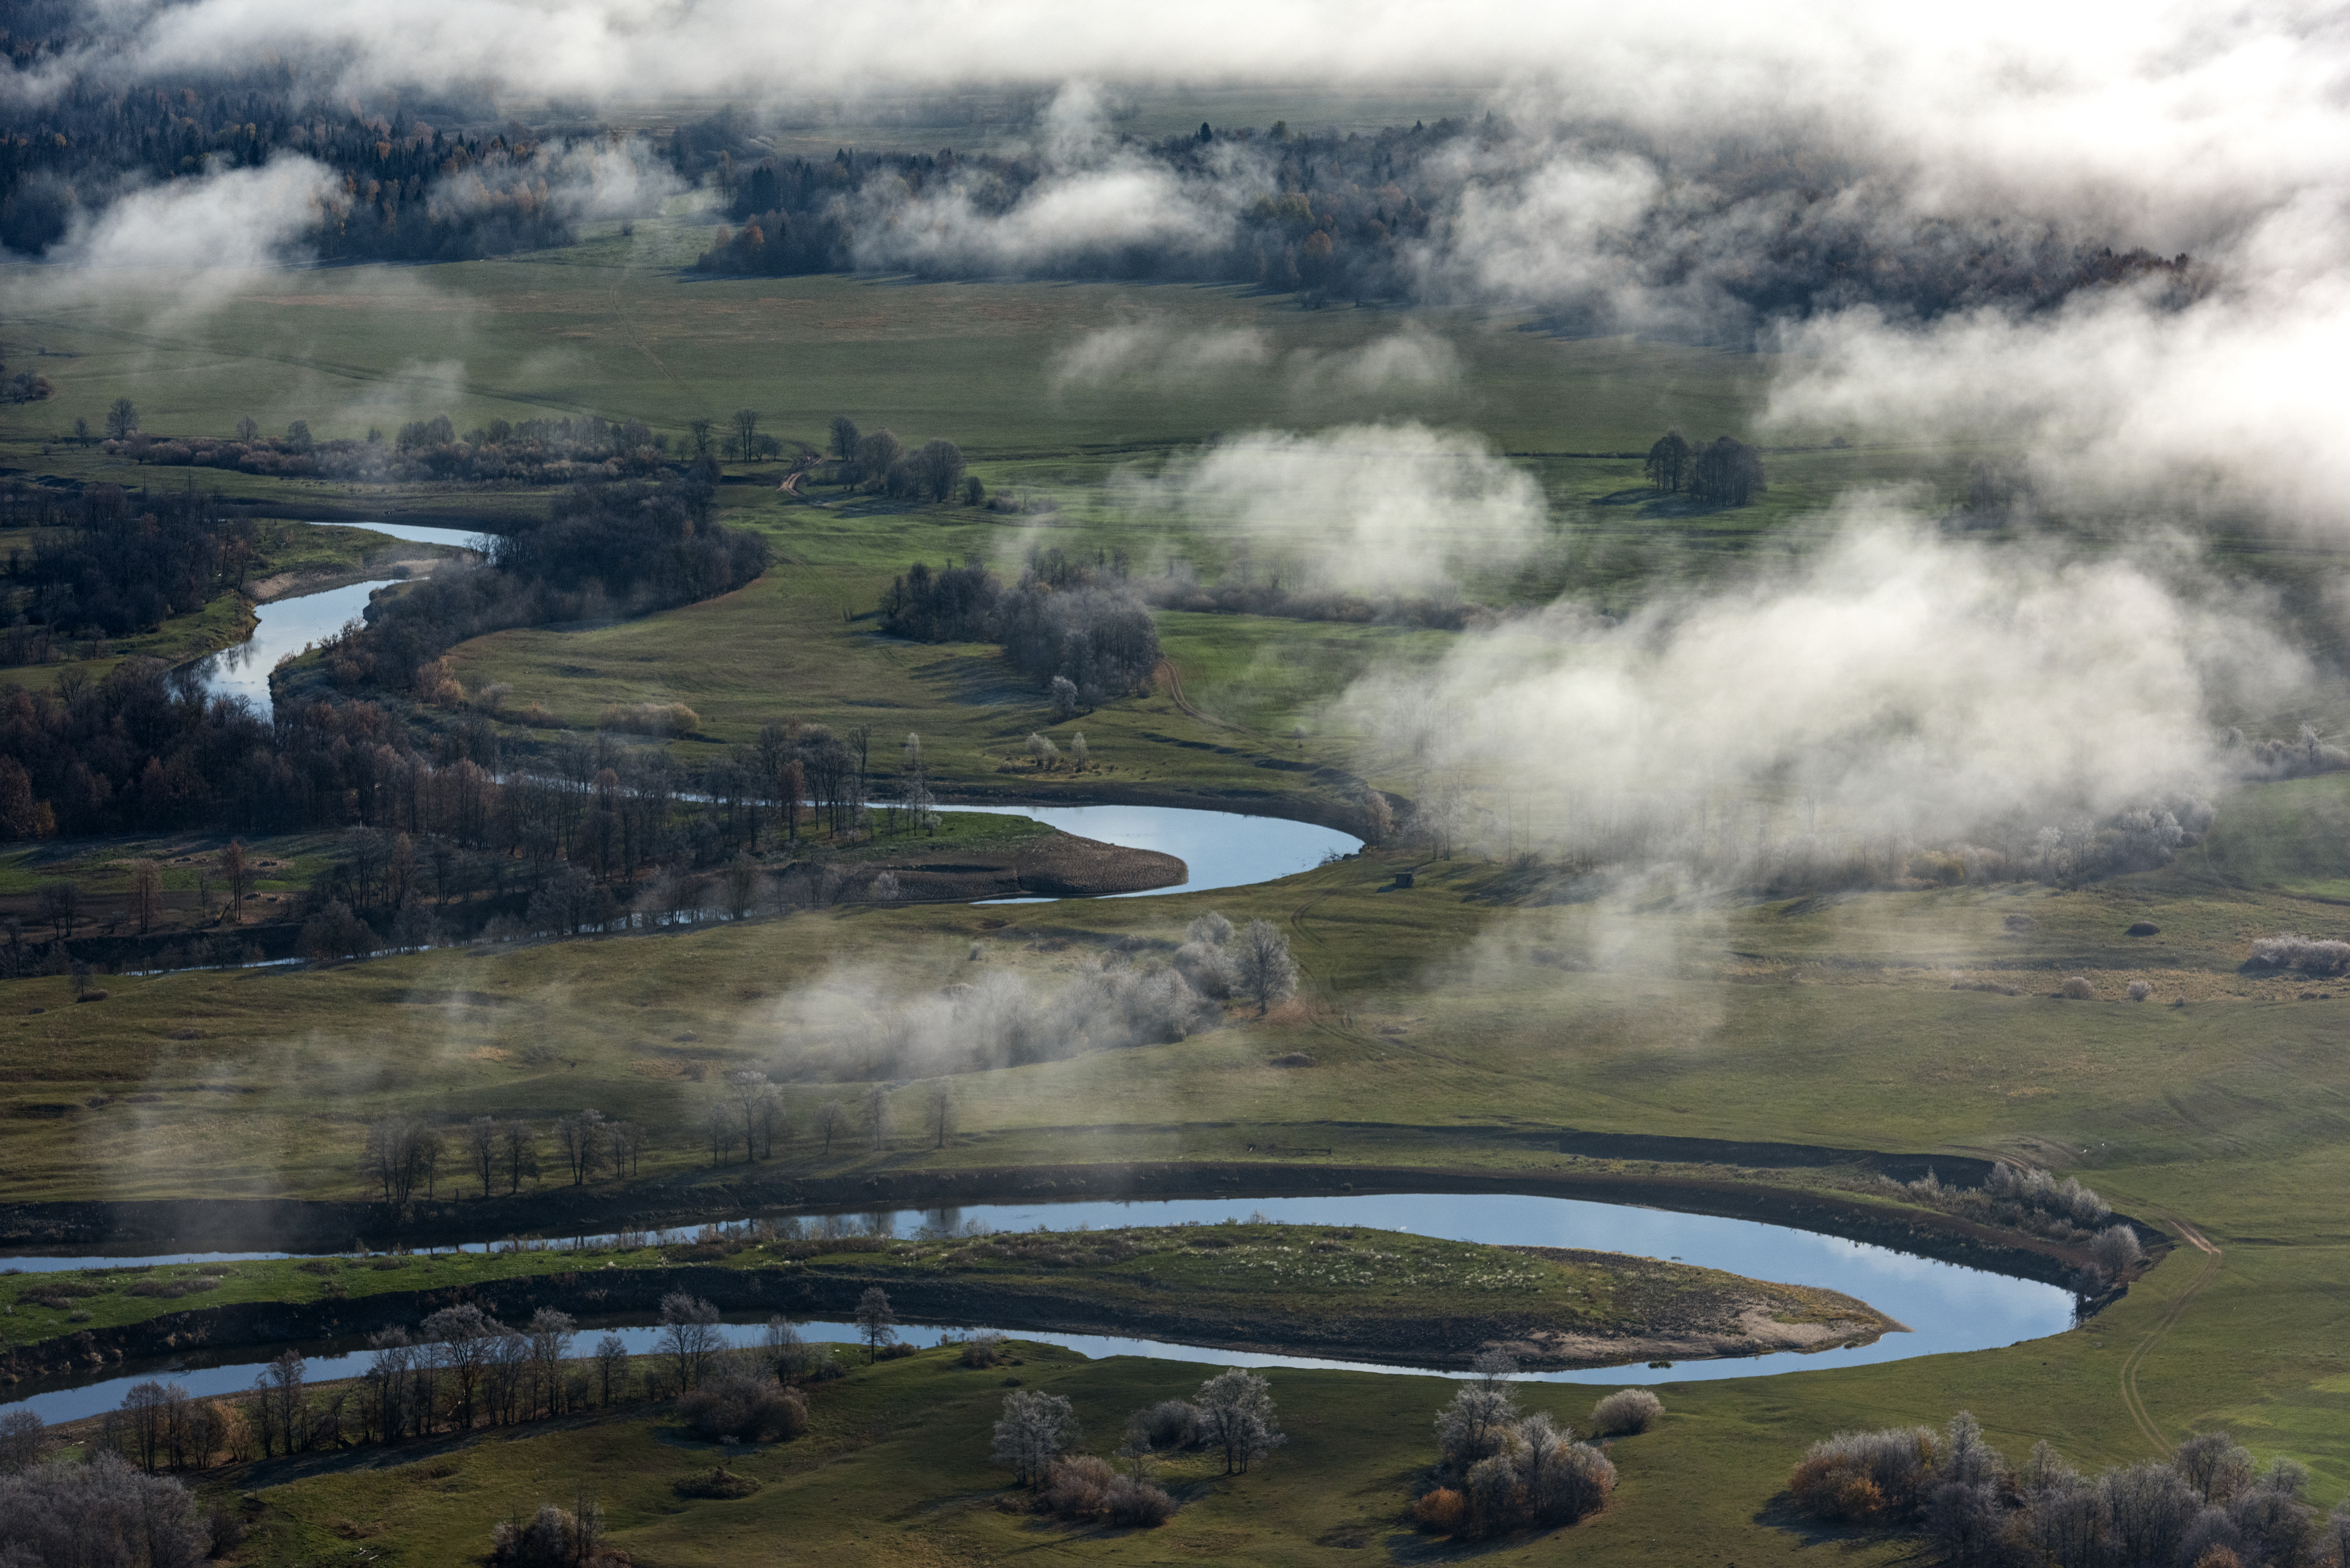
678,1374 -> 807,1443
1039,1454 -> 1116,1515
1788,1426 -> 1937,1519
2061,976 -> 2095,999
2128,979 -> 2153,1001
674,1465 -> 761,1499
1035,1457 -> 1173,1526
960,1333 -> 1007,1368
1590,1388 -> 1664,1436
1414,1487 -> 1468,1534
2248,934 -> 2350,975
1105,1476 -> 1177,1527
599,701 -> 701,737
1130,1399 -> 1201,1450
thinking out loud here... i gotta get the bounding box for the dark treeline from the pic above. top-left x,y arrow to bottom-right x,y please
1140,570 -> 1487,631
0,25 -> 584,260
326,472 -> 765,697
5,480 -> 257,649
879,548 -> 1160,700
99,410 -> 671,486
682,109 -> 2201,327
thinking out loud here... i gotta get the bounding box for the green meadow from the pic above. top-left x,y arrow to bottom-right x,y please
4,237 -> 2350,1562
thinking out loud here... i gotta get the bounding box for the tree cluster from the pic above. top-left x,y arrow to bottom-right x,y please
1791,1412 -> 2350,1568
5,480 -> 256,647
1646,428 -> 1767,506
879,552 -> 1160,702
1866,1165 -> 2147,1290
333,472 -> 765,697
0,1447 -> 220,1568
0,359 -> 54,404
992,1366 -> 1283,1528
1415,1361 -> 1622,1539
818,417 -> 976,503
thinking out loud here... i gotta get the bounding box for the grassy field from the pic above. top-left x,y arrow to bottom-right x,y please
7,237 -> 2350,1560
0,1221 -> 1887,1369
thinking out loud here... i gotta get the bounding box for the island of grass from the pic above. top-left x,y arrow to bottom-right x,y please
0,1221 -> 1898,1382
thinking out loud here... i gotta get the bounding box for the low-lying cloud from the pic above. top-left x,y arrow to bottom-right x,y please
1050,320 -> 1458,399
1136,422 -> 1549,597
1337,512 -> 2307,880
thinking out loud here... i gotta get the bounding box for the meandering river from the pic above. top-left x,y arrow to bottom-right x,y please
0,1190 -> 2075,1421
193,523 -> 489,720
71,525 -> 2083,1425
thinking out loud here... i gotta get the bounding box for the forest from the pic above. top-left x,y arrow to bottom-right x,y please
684,111 -> 2201,324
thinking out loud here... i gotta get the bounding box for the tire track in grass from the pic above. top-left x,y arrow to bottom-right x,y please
2119,1211 -> 2222,1453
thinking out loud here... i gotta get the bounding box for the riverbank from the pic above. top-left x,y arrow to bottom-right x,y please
0,1149 -> 2136,1292
0,1222 -> 1899,1383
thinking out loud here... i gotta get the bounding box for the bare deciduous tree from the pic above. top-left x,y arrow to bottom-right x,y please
361,1116 -> 442,1206
556,1109 -> 606,1185
658,1293 -> 724,1393
853,1286 -> 897,1363
1235,919 -> 1298,1015
466,1115 -> 499,1198
991,1389 -> 1082,1485
499,1119 -> 538,1195
724,1069 -> 770,1159
128,859 -> 162,935
818,1099 -> 849,1156
1196,1368 -> 1285,1475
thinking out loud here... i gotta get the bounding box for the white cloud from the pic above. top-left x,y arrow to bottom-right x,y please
1337,511 -> 2303,869
1144,422 -> 1549,596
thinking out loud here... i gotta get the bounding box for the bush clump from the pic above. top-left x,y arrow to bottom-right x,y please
1590,1389 -> 1664,1436
673,1466 -> 761,1499
1791,1413 -> 2340,1568
2060,976 -> 2095,999
2248,933 -> 2350,975
1429,1371 -> 1617,1537
1036,1456 -> 1176,1527
1413,1487 -> 1468,1533
598,701 -> 701,737
677,1374 -> 808,1443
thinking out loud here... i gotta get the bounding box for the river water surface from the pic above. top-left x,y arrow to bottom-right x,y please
192,523 -> 489,719
0,1190 -> 2074,1421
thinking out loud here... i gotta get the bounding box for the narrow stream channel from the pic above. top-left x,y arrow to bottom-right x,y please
0,1191 -> 2076,1422
192,523 -> 489,720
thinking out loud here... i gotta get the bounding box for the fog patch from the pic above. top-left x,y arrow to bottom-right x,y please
1135,421 -> 1549,597
1338,510 -> 2306,884
1049,322 -> 1272,389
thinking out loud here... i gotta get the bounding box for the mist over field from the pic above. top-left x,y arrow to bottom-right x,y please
9,3 -> 2344,528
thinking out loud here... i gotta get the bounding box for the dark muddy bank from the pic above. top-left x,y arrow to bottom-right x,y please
0,1137 -> 2140,1293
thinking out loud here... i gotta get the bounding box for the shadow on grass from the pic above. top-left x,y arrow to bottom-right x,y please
1752,1490 -> 1920,1556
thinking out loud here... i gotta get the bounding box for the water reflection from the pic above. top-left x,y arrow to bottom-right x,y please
953,803 -> 1360,900
0,1189 -> 2074,1422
